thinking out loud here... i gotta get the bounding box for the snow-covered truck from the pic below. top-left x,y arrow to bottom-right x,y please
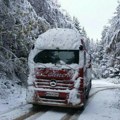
26,28 -> 92,109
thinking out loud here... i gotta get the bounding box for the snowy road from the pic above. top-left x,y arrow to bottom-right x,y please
77,79 -> 120,120
0,79 -> 120,120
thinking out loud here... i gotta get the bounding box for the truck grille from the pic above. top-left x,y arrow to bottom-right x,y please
34,79 -> 74,90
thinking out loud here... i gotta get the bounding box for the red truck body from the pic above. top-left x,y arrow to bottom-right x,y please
26,28 -> 92,108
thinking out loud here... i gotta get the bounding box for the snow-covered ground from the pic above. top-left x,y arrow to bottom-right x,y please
0,78 -> 120,120
0,78 -> 26,115
77,78 -> 120,120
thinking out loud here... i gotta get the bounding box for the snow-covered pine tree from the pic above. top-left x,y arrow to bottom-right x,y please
73,16 -> 81,33
99,1 -> 120,78
28,0 -> 74,29
0,0 -> 50,82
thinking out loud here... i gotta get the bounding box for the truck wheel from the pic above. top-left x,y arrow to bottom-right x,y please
86,81 -> 92,99
90,80 -> 92,88
85,87 -> 89,99
80,104 -> 85,110
86,87 -> 90,99
32,104 -> 38,108
80,93 -> 86,110
86,92 -> 89,99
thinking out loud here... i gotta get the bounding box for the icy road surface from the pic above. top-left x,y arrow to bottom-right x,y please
0,78 -> 120,120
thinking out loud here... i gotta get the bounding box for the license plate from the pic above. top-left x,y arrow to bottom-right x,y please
46,92 -> 59,97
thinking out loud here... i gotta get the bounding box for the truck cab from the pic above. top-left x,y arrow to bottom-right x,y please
26,28 -> 92,108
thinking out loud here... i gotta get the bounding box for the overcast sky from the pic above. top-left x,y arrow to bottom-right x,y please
59,0 -> 118,40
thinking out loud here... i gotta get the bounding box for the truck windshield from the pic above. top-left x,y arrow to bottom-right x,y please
34,50 -> 79,64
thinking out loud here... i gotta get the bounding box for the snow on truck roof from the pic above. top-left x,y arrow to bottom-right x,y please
34,28 -> 82,50
28,28 -> 82,70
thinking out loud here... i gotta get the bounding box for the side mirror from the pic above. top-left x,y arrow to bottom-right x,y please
79,45 -> 83,51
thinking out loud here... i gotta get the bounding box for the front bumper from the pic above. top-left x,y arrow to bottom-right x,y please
26,86 -> 84,108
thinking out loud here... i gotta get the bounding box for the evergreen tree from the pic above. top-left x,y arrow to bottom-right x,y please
98,1 -> 120,78
28,0 -> 74,29
73,16 -> 81,33
81,27 -> 87,37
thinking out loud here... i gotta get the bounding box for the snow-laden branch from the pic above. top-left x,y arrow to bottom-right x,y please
0,46 -> 18,58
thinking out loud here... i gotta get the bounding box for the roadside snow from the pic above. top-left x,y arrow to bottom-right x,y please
0,104 -> 32,120
78,89 -> 120,120
0,78 -> 26,114
78,79 -> 120,120
92,79 -> 118,88
105,77 -> 120,84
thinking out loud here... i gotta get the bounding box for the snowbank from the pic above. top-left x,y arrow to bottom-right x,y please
0,78 -> 26,114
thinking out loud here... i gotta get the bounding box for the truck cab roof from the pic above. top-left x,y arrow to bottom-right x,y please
28,28 -> 84,69
34,28 -> 82,50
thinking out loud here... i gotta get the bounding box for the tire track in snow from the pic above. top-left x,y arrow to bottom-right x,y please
0,104 -> 32,120
25,111 -> 46,120
15,110 -> 40,120
60,109 -> 79,120
15,105 -> 50,120
89,86 -> 120,98
0,103 -> 28,116
0,103 -> 81,120
29,107 -> 75,120
35,110 -> 67,120
68,110 -> 83,120
61,109 -> 82,120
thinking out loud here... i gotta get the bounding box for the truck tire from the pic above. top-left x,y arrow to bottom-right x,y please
80,105 -> 85,110
86,80 -> 92,99
80,92 -> 86,110
85,87 -> 89,99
